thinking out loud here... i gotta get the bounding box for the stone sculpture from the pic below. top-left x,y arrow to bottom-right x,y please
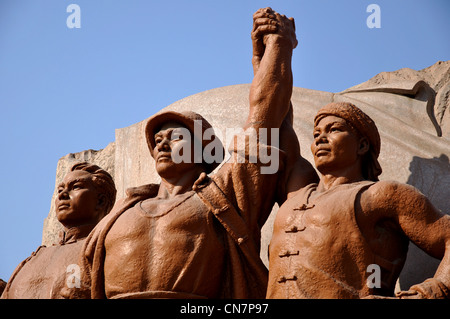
267,101 -> 450,299
34,7 -> 449,299
62,8 -> 316,299
1,162 -> 116,298
0,279 -> 6,296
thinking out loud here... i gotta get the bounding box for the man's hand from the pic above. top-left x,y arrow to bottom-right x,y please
251,7 -> 298,73
395,278 -> 450,299
252,7 -> 277,71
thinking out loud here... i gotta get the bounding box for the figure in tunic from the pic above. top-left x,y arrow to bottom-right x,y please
1,162 -> 116,299
62,8 -> 317,299
267,102 -> 450,299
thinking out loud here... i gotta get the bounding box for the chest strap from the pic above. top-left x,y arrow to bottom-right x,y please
193,174 -> 267,280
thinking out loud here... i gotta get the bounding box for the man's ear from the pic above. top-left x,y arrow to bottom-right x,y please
96,193 -> 107,212
95,193 -> 109,222
358,137 -> 370,156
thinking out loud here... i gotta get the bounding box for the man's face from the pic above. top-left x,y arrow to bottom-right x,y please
311,115 -> 364,174
55,170 -> 102,228
153,122 -> 200,178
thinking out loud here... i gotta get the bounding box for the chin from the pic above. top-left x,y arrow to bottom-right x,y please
314,158 -> 327,169
314,161 -> 333,175
56,211 -> 70,224
156,162 -> 176,177
56,210 -> 81,226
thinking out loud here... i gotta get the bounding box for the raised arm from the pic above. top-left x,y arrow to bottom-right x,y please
246,8 -> 298,131
248,8 -> 319,200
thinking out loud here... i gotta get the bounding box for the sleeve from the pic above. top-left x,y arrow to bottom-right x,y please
211,127 -> 286,244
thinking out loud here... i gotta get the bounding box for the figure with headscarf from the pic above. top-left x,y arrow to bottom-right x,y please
267,101 -> 450,299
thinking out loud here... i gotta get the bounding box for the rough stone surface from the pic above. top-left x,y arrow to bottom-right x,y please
42,61 -> 450,293
344,60 -> 450,137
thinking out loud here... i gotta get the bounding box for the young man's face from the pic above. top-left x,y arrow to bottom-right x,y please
55,170 -> 102,228
311,115 -> 364,174
153,121 -> 201,179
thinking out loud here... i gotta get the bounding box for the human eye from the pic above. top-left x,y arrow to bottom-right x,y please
72,182 -> 85,190
171,135 -> 182,142
171,130 -> 183,142
330,125 -> 343,133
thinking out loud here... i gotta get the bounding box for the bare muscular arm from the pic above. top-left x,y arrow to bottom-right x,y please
363,181 -> 450,298
249,8 -> 318,202
247,8 -> 297,131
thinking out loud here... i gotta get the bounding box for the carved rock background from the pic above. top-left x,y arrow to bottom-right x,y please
43,61 -> 450,292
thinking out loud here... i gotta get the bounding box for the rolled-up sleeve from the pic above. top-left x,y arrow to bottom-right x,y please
211,127 -> 286,246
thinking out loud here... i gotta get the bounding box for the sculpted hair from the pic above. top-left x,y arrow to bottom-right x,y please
70,162 -> 117,215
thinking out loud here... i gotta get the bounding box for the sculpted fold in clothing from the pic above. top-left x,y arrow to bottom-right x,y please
268,181 -> 407,298
2,163 -> 116,299
62,8 -> 313,299
267,102 -> 450,299
1,226 -> 94,299
67,134 -> 286,299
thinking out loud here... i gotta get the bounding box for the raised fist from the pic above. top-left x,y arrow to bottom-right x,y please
251,7 -> 297,71
252,8 -> 297,47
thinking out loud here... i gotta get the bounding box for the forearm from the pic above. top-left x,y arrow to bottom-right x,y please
247,35 -> 293,130
395,194 -> 450,299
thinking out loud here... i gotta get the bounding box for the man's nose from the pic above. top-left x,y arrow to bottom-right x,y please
314,132 -> 328,145
58,189 -> 69,200
156,137 -> 171,151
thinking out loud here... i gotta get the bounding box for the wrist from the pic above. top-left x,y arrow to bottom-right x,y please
264,34 -> 296,50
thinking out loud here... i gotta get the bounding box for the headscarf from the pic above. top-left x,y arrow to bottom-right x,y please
314,102 -> 382,181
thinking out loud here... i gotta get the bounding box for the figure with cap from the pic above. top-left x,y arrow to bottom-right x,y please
267,101 -> 450,299
2,162 -> 116,298
62,8 -> 317,299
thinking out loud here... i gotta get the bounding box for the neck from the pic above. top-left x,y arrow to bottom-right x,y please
158,168 -> 203,198
60,223 -> 96,244
317,166 -> 365,192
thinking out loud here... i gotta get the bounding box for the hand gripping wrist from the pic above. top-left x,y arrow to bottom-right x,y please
407,278 -> 450,299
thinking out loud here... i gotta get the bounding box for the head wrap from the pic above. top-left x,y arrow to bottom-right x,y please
314,102 -> 382,181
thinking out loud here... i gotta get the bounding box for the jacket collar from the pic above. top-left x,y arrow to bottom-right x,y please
58,223 -> 96,245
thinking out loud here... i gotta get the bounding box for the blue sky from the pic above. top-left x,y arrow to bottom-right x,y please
0,0 -> 448,282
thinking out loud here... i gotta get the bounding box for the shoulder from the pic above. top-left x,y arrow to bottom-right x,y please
361,180 -> 430,218
83,196 -> 139,257
125,183 -> 160,199
364,180 -> 424,202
